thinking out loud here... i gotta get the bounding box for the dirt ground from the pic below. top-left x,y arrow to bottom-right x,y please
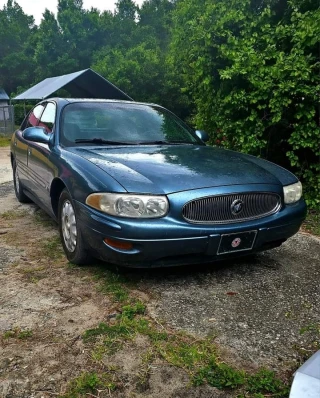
1,182 -> 232,398
0,147 -> 319,397
0,147 -> 12,184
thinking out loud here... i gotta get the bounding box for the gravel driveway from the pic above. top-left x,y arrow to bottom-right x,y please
135,234 -> 320,370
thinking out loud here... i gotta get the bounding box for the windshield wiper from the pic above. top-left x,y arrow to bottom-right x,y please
74,138 -> 136,145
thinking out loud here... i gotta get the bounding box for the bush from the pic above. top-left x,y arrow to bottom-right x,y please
172,0 -> 320,209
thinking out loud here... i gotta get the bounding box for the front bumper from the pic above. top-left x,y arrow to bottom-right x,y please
75,196 -> 307,268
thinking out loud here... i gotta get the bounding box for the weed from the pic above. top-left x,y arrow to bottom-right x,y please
0,136 -> 11,147
300,323 -> 320,336
135,370 -> 150,393
60,372 -> 117,398
84,298 -> 290,397
94,270 -> 130,302
121,301 -> 146,319
160,337 -> 216,370
18,330 -> 33,339
40,235 -> 64,259
3,330 -> 15,339
18,266 -> 47,283
80,267 -> 292,397
193,362 -> 290,396
91,342 -> 109,361
3,328 -> 33,340
34,210 -> 57,227
246,369 -> 289,396
134,350 -> 156,393
19,265 -> 45,274
298,323 -> 320,350
1,209 -> 29,220
193,361 -> 246,389
84,321 -> 133,341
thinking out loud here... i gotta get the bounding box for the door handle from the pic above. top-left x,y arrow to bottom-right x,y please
14,140 -> 17,146
28,148 -> 32,156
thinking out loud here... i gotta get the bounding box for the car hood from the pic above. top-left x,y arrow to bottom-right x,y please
69,145 -> 297,194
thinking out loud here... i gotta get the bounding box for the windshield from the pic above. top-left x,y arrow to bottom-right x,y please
60,102 -> 203,146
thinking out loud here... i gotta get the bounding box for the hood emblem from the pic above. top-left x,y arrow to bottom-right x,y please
231,199 -> 244,215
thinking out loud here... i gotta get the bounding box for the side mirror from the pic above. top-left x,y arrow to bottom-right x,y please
23,126 -> 50,144
195,130 -> 209,142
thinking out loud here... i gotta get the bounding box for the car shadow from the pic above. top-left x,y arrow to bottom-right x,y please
100,250 -> 283,286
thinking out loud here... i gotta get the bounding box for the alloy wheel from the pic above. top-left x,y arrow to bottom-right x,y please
61,200 -> 77,252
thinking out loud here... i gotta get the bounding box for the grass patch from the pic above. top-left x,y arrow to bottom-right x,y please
83,302 -> 148,355
59,372 -> 117,398
34,209 -> 57,228
134,349 -> 156,392
84,300 -> 289,397
300,322 -> 320,336
3,328 -> 33,340
303,210 -> 320,236
122,301 -> 146,319
19,265 -> 47,283
0,135 -> 11,147
299,322 -> 320,351
40,235 -> 64,259
1,209 -> 29,220
93,269 -> 131,303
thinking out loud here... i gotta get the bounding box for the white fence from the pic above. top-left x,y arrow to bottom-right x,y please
0,105 -> 14,135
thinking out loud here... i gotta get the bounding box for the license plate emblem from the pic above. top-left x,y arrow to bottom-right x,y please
217,231 -> 257,255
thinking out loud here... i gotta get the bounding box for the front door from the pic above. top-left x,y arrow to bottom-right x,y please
27,102 -> 57,211
16,103 -> 45,190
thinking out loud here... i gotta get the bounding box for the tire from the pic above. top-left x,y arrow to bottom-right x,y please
58,188 -> 93,265
13,160 -> 31,203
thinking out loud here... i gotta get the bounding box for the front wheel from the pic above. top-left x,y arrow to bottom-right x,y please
58,189 -> 92,265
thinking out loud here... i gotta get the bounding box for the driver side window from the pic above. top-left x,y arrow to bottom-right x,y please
24,104 -> 45,129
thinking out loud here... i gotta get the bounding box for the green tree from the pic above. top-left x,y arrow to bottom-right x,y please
171,0 -> 320,206
115,0 -> 138,20
139,0 -> 175,48
0,0 -> 35,93
31,9 -> 76,81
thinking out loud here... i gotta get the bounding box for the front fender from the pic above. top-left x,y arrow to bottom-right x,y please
50,147 -> 127,203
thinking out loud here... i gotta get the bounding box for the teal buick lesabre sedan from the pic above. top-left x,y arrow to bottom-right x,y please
10,99 -> 307,267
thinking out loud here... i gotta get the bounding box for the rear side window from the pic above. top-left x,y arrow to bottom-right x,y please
39,102 -> 56,133
24,104 -> 45,129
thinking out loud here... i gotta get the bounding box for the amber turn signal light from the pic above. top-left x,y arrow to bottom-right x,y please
104,238 -> 133,251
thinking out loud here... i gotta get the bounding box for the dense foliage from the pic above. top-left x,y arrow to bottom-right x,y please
0,0 -> 319,206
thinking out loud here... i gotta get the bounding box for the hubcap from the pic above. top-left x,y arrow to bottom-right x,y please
15,167 -> 20,195
61,200 -> 77,252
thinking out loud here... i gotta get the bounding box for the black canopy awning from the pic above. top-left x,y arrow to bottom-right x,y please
13,69 -> 132,101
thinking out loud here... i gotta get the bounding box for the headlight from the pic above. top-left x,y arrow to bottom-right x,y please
86,193 -> 169,218
283,181 -> 302,204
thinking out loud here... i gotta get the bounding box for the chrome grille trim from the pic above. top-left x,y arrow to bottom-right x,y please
182,192 -> 282,224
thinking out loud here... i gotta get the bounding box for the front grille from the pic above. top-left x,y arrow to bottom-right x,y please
182,193 -> 281,224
